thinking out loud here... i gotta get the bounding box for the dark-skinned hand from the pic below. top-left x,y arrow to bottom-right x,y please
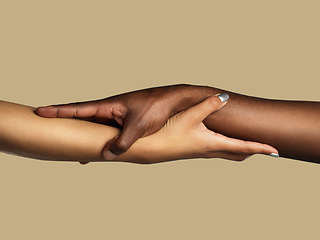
35,84 -> 227,164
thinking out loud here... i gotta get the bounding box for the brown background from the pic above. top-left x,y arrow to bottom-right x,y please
0,1 -> 319,239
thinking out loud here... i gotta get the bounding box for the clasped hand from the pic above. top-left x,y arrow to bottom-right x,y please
36,85 -> 278,164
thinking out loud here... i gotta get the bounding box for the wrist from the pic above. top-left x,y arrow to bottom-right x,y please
165,84 -> 221,115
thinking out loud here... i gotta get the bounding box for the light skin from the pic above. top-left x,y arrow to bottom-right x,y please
36,84 -> 216,161
0,96 -> 278,164
36,84 -> 320,163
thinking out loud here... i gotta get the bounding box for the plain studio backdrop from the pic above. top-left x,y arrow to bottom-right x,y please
0,1 -> 319,239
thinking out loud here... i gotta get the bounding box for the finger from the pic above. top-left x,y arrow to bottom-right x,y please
35,101 -> 99,118
102,118 -> 147,160
182,93 -> 229,124
79,161 -> 90,165
206,151 -> 252,161
214,133 -> 279,156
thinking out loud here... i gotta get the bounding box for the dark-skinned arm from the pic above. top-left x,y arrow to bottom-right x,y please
176,85 -> 320,163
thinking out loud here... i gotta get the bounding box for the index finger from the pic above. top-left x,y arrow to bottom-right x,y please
214,133 -> 279,156
35,102 -> 98,118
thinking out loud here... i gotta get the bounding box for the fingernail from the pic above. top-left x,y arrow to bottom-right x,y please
217,93 -> 229,103
103,150 -> 118,160
269,153 -> 279,157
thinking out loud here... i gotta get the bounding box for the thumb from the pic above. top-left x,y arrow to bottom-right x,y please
35,101 -> 98,118
182,93 -> 229,124
102,119 -> 147,160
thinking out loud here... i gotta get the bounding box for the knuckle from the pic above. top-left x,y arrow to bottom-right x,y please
258,143 -> 266,153
114,140 -> 130,153
242,143 -> 264,155
240,142 -> 251,154
206,97 -> 220,110
211,96 -> 221,105
209,96 -> 220,105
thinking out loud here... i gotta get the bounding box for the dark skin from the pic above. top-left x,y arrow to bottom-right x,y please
204,90 -> 320,163
36,84 -> 215,163
35,84 -> 320,164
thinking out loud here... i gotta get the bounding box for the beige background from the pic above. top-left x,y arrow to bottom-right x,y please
0,1 -> 319,239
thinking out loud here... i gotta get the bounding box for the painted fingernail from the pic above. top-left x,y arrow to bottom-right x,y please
269,153 -> 280,157
217,93 -> 229,103
103,150 -> 118,160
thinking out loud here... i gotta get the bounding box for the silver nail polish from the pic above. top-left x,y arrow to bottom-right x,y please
269,153 -> 280,157
217,93 -> 229,103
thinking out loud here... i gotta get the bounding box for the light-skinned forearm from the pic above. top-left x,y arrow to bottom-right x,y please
0,100 -> 145,162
